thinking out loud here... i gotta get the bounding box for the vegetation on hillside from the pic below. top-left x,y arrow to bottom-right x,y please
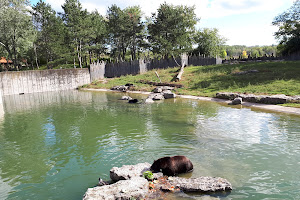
83,61 -> 300,100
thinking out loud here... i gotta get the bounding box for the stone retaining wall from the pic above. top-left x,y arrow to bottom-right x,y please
0,68 -> 90,96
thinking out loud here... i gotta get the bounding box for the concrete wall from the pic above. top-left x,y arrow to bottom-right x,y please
0,68 -> 90,96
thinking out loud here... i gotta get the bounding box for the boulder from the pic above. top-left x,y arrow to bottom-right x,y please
259,94 -> 293,104
229,97 -> 242,105
83,177 -> 149,200
145,98 -> 155,104
216,92 -> 239,100
128,99 -> 138,103
110,162 -> 151,182
148,93 -> 164,101
153,87 -> 163,93
153,86 -> 175,93
163,90 -> 176,99
120,96 -> 132,100
111,85 -> 129,92
168,176 -> 232,192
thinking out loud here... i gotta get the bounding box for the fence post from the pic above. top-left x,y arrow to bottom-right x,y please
181,53 -> 188,67
139,59 -> 148,74
90,61 -> 105,82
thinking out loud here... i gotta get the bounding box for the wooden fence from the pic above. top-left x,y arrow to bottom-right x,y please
91,55 -> 222,79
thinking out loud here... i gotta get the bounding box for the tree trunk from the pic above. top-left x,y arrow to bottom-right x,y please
34,43 -> 39,69
77,40 -> 82,68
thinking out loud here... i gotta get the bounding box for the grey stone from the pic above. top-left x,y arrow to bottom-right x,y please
163,90 -> 176,99
153,86 -> 175,93
148,93 -> 164,101
110,162 -> 151,182
168,176 -> 232,192
145,98 -> 154,103
259,94 -> 293,104
83,177 -> 148,200
111,85 -> 129,92
216,92 -> 296,105
153,87 -> 163,93
229,97 -> 242,105
120,96 -> 132,100
216,92 -> 239,100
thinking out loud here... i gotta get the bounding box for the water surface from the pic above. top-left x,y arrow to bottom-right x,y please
0,90 -> 299,199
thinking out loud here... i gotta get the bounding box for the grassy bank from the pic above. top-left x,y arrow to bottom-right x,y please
83,60 -> 300,106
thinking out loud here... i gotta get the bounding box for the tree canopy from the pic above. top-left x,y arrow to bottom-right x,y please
148,3 -> 198,58
273,0 -> 300,55
0,0 -> 284,71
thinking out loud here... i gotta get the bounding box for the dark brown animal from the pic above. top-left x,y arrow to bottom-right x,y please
150,156 -> 193,176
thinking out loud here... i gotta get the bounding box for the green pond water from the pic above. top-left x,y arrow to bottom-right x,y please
0,90 -> 300,200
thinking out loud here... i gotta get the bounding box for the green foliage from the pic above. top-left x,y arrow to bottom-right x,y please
273,0 -> 300,56
0,0 -> 33,69
143,171 -> 154,180
148,3 -> 198,58
32,0 -> 69,68
107,5 -> 145,61
193,28 -> 227,57
224,45 -> 277,58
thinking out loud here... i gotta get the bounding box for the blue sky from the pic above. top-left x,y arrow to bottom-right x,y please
30,0 -> 294,46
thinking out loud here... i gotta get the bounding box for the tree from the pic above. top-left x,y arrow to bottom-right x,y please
107,4 -> 128,61
148,3 -> 198,58
107,5 -> 145,61
32,0 -> 68,68
61,0 -> 88,68
0,0 -> 33,69
87,11 -> 107,63
123,6 -> 145,60
193,28 -> 227,57
273,0 -> 300,55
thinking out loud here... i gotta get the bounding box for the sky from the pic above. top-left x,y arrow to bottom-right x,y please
29,0 -> 295,46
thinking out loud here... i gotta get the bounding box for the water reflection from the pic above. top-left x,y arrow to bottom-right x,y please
0,90 -> 299,200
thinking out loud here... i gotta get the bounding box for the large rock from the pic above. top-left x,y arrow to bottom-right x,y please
120,96 -> 132,100
163,90 -> 176,99
216,92 -> 295,105
110,162 -> 151,182
168,176 -> 232,192
111,85 -> 129,92
229,97 -> 242,105
145,98 -> 155,104
148,93 -> 165,101
259,94 -> 293,104
83,177 -> 149,200
216,92 -> 239,100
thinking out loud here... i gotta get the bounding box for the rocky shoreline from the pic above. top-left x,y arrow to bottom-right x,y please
216,92 -> 300,105
80,88 -> 300,115
83,163 -> 232,200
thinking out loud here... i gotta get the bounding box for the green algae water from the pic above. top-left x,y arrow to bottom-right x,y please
0,90 -> 300,200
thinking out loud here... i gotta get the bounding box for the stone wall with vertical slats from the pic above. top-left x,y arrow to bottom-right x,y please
0,68 -> 90,96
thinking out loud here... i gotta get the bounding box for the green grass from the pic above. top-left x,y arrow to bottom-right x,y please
82,61 -> 300,105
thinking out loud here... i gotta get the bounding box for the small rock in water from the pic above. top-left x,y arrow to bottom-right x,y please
98,178 -> 110,186
121,96 -> 132,100
128,99 -> 138,103
229,97 -> 242,105
145,98 -> 154,103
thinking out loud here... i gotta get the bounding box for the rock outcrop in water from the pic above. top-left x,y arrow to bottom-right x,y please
83,162 -> 232,200
216,92 -> 300,105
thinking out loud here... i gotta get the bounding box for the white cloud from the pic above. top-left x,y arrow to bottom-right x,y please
221,23 -> 279,46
